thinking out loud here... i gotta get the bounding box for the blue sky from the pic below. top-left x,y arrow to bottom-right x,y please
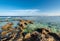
0,0 -> 60,16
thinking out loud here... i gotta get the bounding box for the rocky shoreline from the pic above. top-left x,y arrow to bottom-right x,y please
0,19 -> 60,41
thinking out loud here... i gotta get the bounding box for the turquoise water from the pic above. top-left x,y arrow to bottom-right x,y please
0,16 -> 60,33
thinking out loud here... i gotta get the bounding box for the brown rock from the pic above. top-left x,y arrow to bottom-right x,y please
1,22 -> 13,31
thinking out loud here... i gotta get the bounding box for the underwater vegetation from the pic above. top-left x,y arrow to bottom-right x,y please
0,17 -> 60,41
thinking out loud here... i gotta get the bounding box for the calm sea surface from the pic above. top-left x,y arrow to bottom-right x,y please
0,16 -> 60,32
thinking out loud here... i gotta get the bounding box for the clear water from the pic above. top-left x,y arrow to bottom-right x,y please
0,16 -> 60,33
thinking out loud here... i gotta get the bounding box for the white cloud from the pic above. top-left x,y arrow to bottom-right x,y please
0,9 -> 40,16
44,11 -> 60,16
0,9 -> 60,16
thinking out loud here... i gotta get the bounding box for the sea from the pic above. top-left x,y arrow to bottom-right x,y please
0,16 -> 60,33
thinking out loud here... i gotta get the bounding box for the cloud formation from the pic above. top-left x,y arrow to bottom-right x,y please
0,9 -> 60,16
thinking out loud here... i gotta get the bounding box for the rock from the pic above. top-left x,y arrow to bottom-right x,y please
25,28 -> 60,41
24,33 -> 31,39
25,20 -> 33,24
0,19 -> 60,41
48,33 -> 60,41
1,22 -> 13,31
35,28 -> 51,35
1,31 -> 8,37
24,31 -> 40,41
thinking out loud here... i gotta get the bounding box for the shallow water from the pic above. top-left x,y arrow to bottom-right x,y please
0,16 -> 60,33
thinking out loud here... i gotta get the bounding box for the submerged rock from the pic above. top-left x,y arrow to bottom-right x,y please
0,19 -> 60,41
